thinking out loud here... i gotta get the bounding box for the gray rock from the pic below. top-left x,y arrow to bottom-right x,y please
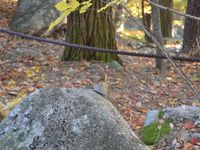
144,110 -> 159,126
163,105 -> 200,122
0,88 -> 149,150
109,60 -> 123,71
10,0 -> 63,35
4,48 -> 42,60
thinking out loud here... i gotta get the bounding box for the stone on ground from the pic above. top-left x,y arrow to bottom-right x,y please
10,0 -> 64,35
163,106 -> 200,122
109,60 -> 123,71
0,88 -> 149,150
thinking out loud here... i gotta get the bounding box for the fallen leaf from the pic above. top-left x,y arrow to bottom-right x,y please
36,83 -> 45,88
184,122 -> 195,130
190,138 -> 199,145
183,142 -> 193,150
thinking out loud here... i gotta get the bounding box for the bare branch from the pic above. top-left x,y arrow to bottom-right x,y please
116,5 -> 200,100
99,0 -> 200,100
147,0 -> 200,21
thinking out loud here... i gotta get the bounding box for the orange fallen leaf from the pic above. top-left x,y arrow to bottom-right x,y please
183,142 -> 193,150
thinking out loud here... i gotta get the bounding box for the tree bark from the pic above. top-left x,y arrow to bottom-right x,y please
62,0 -> 119,62
151,0 -> 166,72
182,0 -> 200,57
159,0 -> 173,38
142,0 -> 152,43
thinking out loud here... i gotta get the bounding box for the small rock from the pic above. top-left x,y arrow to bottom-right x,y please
108,60 -> 123,71
163,105 -> 200,122
172,138 -> 177,147
93,81 -> 109,97
194,120 -> 200,127
165,130 -> 179,146
10,0 -> 63,35
144,110 -> 159,126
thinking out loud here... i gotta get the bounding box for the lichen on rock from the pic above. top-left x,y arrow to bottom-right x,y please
0,88 -> 149,150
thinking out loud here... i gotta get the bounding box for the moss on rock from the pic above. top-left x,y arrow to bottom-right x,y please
140,121 -> 171,145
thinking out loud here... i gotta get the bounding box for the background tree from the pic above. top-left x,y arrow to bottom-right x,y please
62,0 -> 119,62
159,0 -> 173,38
142,0 -> 152,42
151,0 -> 166,72
182,0 -> 200,57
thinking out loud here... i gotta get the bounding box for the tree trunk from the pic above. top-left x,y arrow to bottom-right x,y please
151,0 -> 166,72
62,0 -> 119,62
142,0 -> 152,43
113,5 -> 123,29
182,0 -> 200,57
159,0 -> 173,38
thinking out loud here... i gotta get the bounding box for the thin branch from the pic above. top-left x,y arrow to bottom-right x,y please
147,0 -> 200,21
117,5 -> 200,100
99,0 -> 200,100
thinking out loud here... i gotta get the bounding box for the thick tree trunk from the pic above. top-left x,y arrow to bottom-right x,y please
151,0 -> 166,72
182,0 -> 200,57
62,0 -> 119,62
159,0 -> 173,38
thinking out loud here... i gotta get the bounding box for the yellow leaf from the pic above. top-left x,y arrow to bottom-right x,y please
31,66 -> 40,73
41,73 -> 46,80
98,0 -> 117,13
81,0 -> 91,5
116,0 -> 124,5
0,102 -> 9,118
55,1 -> 69,11
7,80 -> 16,86
17,90 -> 27,97
79,1 -> 92,14
0,92 -> 26,118
48,0 -> 80,31
49,9 -> 71,30
26,69 -> 35,78
98,0 -> 124,13
70,0 -> 80,8
5,96 -> 26,111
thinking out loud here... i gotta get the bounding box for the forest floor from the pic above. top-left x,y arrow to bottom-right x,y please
0,0 -> 200,149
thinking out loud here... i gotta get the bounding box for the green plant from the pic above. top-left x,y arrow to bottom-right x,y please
158,111 -> 165,119
140,121 -> 171,145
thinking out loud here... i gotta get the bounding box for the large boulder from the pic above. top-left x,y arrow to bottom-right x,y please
0,88 -> 149,150
10,0 -> 63,35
